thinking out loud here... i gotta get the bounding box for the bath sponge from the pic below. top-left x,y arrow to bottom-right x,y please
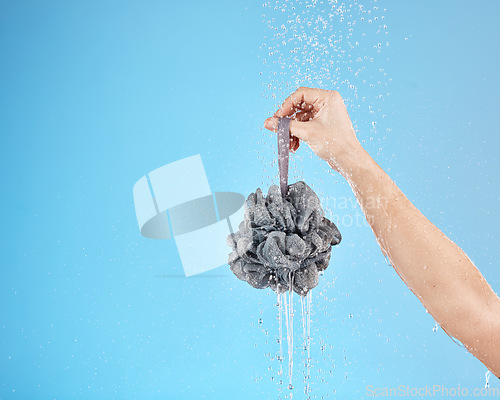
227,181 -> 341,295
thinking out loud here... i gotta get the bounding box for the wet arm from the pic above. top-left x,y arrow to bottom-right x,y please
336,146 -> 500,377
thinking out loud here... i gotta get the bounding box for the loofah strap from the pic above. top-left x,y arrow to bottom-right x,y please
277,117 -> 291,198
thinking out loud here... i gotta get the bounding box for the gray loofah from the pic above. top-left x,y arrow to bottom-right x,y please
227,181 -> 341,296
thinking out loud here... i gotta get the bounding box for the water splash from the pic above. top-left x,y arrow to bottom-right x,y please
259,0 -> 392,198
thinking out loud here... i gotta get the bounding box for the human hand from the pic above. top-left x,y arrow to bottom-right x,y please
264,87 -> 364,174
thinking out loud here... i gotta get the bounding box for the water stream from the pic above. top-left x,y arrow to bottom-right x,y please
276,273 -> 314,397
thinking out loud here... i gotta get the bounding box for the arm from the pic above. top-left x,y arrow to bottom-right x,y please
264,87 -> 500,376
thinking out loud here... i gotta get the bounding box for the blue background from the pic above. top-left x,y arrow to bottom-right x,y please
1,0 -> 498,399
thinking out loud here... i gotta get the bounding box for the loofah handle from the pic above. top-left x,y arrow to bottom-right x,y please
277,117 -> 291,198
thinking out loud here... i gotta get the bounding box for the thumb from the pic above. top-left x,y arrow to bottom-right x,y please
264,117 -> 310,142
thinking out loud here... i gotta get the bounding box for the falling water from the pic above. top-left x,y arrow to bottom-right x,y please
282,278 -> 294,390
275,272 -> 316,397
289,274 -> 294,391
277,290 -> 283,379
300,291 -> 312,396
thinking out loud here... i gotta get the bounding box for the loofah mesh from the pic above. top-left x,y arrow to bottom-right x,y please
227,181 -> 341,296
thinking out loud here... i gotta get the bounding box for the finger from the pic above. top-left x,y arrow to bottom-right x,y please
264,116 -> 278,132
264,116 -> 310,142
295,110 -> 314,122
290,135 -> 300,152
274,87 -> 321,118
